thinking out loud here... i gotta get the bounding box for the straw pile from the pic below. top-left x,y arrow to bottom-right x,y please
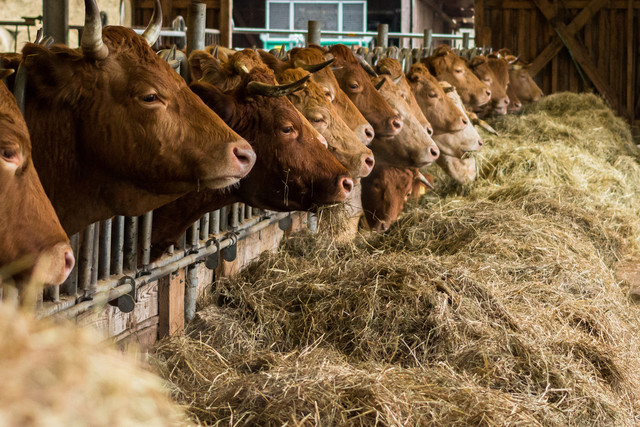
153,92 -> 640,426
0,303 -> 188,426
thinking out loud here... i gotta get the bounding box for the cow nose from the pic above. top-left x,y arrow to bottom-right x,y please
426,126 -> 434,136
363,124 -> 375,144
390,116 -> 403,132
359,154 -> 375,177
461,116 -> 468,126
485,88 -> 492,98
478,139 -> 483,147
232,144 -> 256,172
429,144 -> 440,160
64,248 -> 75,278
513,100 -> 522,109
504,97 -> 510,106
339,176 -> 353,197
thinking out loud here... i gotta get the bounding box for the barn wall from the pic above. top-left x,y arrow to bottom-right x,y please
475,0 -> 639,123
133,0 -> 221,28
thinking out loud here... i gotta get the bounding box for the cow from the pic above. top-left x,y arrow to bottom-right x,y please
0,72 -> 74,288
507,62 -> 544,106
405,63 -> 482,158
370,75 -> 440,168
149,51 -> 352,256
278,67 -> 374,179
361,165 -> 433,231
507,84 -> 523,113
423,45 -> 492,113
468,54 -> 511,116
259,47 -> 375,146
10,0 -> 255,235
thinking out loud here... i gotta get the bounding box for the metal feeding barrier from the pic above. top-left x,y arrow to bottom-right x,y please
28,14 -> 479,327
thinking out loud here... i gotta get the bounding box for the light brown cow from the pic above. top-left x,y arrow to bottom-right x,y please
406,63 -> 482,158
469,54 -> 510,116
0,74 -> 74,287
278,67 -> 374,179
497,49 -> 544,106
423,45 -> 491,112
259,47 -> 375,145
370,75 -> 440,168
14,0 -> 255,235
150,53 -> 352,256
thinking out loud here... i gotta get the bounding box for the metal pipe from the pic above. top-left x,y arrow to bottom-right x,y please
210,210 -> 220,234
61,233 -> 79,296
424,29 -> 433,50
185,264 -> 199,322
220,206 -> 228,231
99,219 -> 112,280
239,203 -> 246,224
231,203 -> 239,229
43,0 -> 69,46
232,27 -> 464,40
190,221 -> 200,249
79,224 -> 95,295
200,213 -> 210,240
90,223 -> 100,293
307,20 -> 321,46
141,211 -> 153,266
462,32 -> 470,49
307,212 -> 317,233
377,23 -> 388,48
123,216 -> 138,272
186,1 -> 206,84
111,216 -> 125,275
50,212 -> 291,319
245,205 -> 252,220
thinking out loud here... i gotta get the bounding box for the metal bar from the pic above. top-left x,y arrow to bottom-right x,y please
200,213 -> 210,240
424,29 -> 433,49
49,212 -> 291,319
231,203 -> 240,229
90,223 -> 100,293
307,20 -> 321,46
99,219 -> 112,280
245,205 -> 252,220
462,32 -> 470,49
233,27 -> 464,40
239,203 -> 246,224
78,224 -> 95,294
210,210 -> 220,234
190,221 -> 200,249
123,216 -> 138,272
140,211 -> 153,266
187,3 -> 206,57
111,216 -> 125,275
185,264 -> 198,322
377,23 -> 389,48
307,212 -> 318,233
43,0 -> 68,46
220,206 -> 229,231
61,233 -> 79,296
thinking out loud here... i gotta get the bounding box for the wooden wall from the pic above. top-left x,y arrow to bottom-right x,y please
475,0 -> 639,123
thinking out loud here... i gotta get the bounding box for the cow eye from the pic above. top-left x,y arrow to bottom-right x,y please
483,78 -> 491,84
428,91 -> 438,98
454,68 -> 463,74
1,148 -> 17,160
281,126 -> 294,134
349,82 -> 359,90
141,93 -> 158,102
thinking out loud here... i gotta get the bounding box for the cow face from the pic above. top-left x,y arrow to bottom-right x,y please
0,80 -> 74,286
369,75 -> 440,168
436,154 -> 477,185
190,63 -> 353,211
424,45 -> 491,112
361,165 -> 430,231
469,55 -> 510,116
17,2 -> 255,234
509,65 -> 544,104
280,67 -> 374,179
329,44 -> 403,138
261,47 -> 375,145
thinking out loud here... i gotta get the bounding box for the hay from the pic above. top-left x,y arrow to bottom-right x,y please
153,92 -> 640,425
0,303 -> 188,426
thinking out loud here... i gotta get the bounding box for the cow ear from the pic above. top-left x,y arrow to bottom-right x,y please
21,44 -> 79,101
469,55 -> 485,69
258,49 -> 288,75
189,50 -> 221,82
189,81 -> 237,123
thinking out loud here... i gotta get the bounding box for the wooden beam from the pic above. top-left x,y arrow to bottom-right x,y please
627,0 -> 635,119
422,0 -> 458,29
219,0 -> 232,48
158,268 -> 185,339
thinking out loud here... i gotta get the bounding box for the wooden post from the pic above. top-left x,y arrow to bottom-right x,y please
43,0 -> 68,45
158,269 -> 186,338
377,23 -> 389,48
626,0 -> 635,120
220,0 -> 233,48
307,20 -> 321,47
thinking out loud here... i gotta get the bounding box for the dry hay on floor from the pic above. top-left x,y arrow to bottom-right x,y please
152,92 -> 640,426
0,303 -> 187,426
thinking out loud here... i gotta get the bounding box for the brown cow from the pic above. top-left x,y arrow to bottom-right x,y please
406,63 -> 482,158
507,84 -> 523,113
423,45 -> 491,112
361,165 -> 432,231
497,49 -> 544,106
150,53 -> 352,255
259,47 -> 375,146
0,74 -> 74,287
278,67 -> 374,179
14,0 -> 255,235
469,54 -> 510,116
370,75 -> 440,168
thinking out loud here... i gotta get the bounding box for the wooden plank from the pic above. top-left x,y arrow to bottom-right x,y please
219,0 -> 232,47
475,0 -> 484,46
158,268 -> 185,339
517,9 -> 526,59
627,0 -> 635,119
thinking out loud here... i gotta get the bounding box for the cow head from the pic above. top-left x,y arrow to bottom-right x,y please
260,47 -> 375,146
279,67 -> 374,179
0,78 -> 74,287
189,54 -> 352,211
469,54 -> 510,116
507,61 -> 544,104
18,0 -> 255,234
361,165 -> 431,231
406,64 -> 480,158
423,45 -> 491,112
191,47 -> 266,92
329,44 -> 403,138
369,75 -> 440,168
436,154 -> 477,185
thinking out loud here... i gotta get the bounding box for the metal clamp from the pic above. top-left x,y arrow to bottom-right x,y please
108,276 -> 137,313
278,214 -> 293,231
204,238 -> 221,270
221,232 -> 238,262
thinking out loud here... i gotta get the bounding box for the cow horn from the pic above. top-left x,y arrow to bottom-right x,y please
142,0 -> 162,46
81,0 -> 109,60
508,55 -> 520,65
278,44 -> 287,60
246,74 -> 310,97
34,28 -> 43,44
0,67 -> 14,80
212,45 -> 219,59
356,54 -> 378,77
374,78 -> 386,91
13,65 -> 26,115
417,172 -> 434,189
293,58 -> 334,73
392,75 -> 403,85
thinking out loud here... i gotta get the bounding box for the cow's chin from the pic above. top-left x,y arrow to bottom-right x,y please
201,177 -> 243,191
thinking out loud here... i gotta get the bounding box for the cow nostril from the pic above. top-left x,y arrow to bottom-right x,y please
64,249 -> 75,275
504,97 -> 510,105
232,145 -> 256,167
430,145 -> 440,158
340,177 -> 354,194
485,89 -> 492,98
364,125 -> 374,141
427,126 -> 434,136
461,117 -> 468,126
478,139 -> 484,147
365,156 -> 374,168
391,117 -> 403,130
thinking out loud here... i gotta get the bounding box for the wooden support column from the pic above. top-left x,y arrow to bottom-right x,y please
158,268 -> 186,338
43,0 -> 68,45
626,0 -> 635,119
220,0 -> 233,48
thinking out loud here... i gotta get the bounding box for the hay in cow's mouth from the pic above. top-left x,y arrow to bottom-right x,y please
151,92 -> 640,426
